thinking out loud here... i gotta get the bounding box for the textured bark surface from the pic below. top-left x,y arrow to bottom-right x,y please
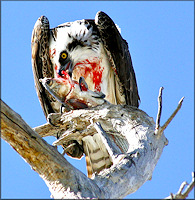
1,99 -> 170,198
1,100 -> 103,199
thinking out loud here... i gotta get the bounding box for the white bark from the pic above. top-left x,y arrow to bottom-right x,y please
1,91 -> 186,198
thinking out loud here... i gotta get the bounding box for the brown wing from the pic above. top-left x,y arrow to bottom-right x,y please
31,16 -> 84,159
95,11 -> 140,107
31,16 -> 61,118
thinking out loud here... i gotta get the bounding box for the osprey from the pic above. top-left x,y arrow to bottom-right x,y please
31,11 -> 140,178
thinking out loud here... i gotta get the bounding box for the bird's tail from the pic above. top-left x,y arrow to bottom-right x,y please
82,133 -> 113,178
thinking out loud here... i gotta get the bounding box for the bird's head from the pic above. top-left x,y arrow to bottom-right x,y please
49,19 -> 101,81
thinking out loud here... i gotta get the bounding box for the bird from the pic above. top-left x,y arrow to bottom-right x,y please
31,11 -> 140,178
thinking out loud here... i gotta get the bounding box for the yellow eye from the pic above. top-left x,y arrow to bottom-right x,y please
61,52 -> 67,59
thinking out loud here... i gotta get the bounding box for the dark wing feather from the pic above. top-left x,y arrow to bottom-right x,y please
95,11 -> 140,107
31,16 -> 60,118
31,16 -> 84,159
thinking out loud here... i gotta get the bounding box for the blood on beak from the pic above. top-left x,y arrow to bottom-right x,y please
58,60 -> 73,78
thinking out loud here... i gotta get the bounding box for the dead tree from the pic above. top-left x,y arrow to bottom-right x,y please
1,88 -> 194,199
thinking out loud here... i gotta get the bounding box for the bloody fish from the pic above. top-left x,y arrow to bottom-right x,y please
40,71 -> 106,111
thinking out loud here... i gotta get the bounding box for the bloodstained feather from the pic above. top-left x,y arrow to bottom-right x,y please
74,58 -> 103,92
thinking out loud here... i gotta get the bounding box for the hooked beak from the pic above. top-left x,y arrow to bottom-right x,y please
58,59 -> 74,78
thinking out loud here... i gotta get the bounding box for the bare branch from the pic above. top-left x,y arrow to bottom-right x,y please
161,97 -> 184,133
165,172 -> 195,199
155,87 -> 164,134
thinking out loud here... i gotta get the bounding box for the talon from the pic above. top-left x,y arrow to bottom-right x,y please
62,143 -> 76,154
48,117 -> 60,127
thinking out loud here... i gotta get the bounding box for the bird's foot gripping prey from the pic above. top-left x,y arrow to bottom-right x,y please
31,11 -> 140,178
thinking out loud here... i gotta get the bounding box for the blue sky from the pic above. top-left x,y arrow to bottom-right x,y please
1,1 -> 194,199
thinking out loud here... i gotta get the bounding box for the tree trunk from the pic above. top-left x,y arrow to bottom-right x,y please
1,91 -> 185,198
